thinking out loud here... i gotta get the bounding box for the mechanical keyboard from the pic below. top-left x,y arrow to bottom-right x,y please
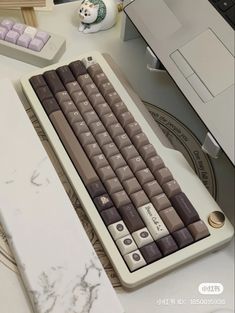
21,51 -> 234,288
209,0 -> 235,29
0,19 -> 66,66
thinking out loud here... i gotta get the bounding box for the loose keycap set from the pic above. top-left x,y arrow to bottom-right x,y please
0,19 -> 65,67
21,52 -> 234,288
0,19 -> 50,51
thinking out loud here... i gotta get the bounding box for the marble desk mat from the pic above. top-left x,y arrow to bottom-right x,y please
0,106 -> 121,289
0,79 -> 124,313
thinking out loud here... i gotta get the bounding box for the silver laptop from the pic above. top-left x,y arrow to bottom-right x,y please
124,0 -> 235,165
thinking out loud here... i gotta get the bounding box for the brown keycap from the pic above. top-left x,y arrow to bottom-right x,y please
89,121 -> 105,135
132,133 -> 149,150
157,235 -> 178,256
119,111 -> 135,127
123,177 -> 141,195
72,121 -> 89,135
96,131 -> 112,147
102,112 -> 118,127
118,204 -> 145,233
108,123 -> 124,138
84,143 -> 102,158
75,100 -> 92,114
60,101 -> 77,115
128,156 -> 146,173
96,102 -> 111,117
139,144 -> 157,161
172,228 -> 194,248
146,155 -> 164,172
101,207 -> 121,226
188,220 -> 210,241
49,110 -> 99,189
151,193 -> 171,212
56,91 -> 71,105
99,81 -> 114,96
155,167 -> 173,185
112,190 -> 131,208
89,93 -> 105,107
102,143 -> 119,158
87,180 -> 106,198
93,72 -> 108,87
114,134 -> 131,149
42,98 -> 59,115
136,168 -> 154,185
131,190 -> 149,208
104,178 -> 122,194
83,83 -> 99,97
57,66 -> 75,85
30,74 -> 47,90
116,166 -> 133,181
67,110 -> 82,125
79,132 -> 96,147
143,180 -> 163,198
97,165 -> 115,181
121,145 -> 139,161
94,194 -> 113,212
87,63 -> 102,77
162,180 -> 181,198
105,91 -> 121,105
35,86 -> 53,102
170,192 -> 200,226
44,70 -> 65,95
159,207 -> 184,233
83,110 -> 99,125
140,242 -> 162,264
109,154 -> 126,170
91,154 -> 108,169
77,73 -> 93,87
71,90 -> 87,104
66,81 -> 81,95
112,101 -> 127,117
69,60 -> 87,79
125,121 -> 142,138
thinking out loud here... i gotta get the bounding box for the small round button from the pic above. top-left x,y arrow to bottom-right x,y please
208,211 -> 225,228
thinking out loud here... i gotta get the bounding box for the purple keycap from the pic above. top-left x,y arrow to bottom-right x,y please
0,26 -> 7,40
17,34 -> 31,48
35,31 -> 50,44
0,19 -> 14,31
12,23 -> 26,35
29,38 -> 44,51
5,30 -> 20,44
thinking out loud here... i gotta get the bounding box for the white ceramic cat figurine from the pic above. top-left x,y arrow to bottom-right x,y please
78,0 -> 118,33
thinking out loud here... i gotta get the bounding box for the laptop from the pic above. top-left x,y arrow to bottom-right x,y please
123,0 -> 235,165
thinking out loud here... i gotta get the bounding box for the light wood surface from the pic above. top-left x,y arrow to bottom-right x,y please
21,7 -> 38,27
0,0 -> 46,26
0,0 -> 45,8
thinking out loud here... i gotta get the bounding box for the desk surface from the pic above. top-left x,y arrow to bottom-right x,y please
0,3 -> 234,313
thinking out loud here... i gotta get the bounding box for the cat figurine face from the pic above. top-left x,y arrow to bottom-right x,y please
78,0 -> 117,34
79,0 -> 99,24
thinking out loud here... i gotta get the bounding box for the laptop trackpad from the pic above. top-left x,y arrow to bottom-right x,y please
179,29 -> 234,96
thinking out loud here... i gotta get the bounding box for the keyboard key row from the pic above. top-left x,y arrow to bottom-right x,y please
0,19 -> 50,51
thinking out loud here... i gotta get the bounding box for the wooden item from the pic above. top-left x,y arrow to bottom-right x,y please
0,0 -> 46,27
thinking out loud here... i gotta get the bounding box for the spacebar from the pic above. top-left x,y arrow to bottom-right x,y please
49,109 -> 99,186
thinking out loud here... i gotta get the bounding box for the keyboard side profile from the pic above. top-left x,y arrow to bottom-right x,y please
21,51 -> 234,288
0,19 -> 66,67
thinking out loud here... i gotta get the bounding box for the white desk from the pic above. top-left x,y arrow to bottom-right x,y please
0,3 -> 234,313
